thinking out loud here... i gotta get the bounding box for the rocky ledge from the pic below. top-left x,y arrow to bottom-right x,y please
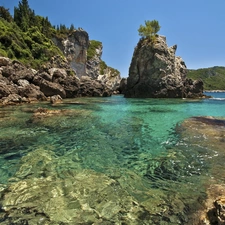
125,36 -> 204,98
0,56 -> 112,105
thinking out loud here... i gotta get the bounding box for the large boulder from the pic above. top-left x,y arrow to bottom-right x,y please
79,76 -> 112,97
125,36 -> 204,98
56,76 -> 80,98
0,57 -> 11,66
39,79 -> 66,98
18,83 -> 47,100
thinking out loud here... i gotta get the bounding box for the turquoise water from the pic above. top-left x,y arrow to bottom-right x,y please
0,93 -> 225,224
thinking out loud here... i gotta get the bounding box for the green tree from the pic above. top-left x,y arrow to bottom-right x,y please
138,20 -> 160,39
0,6 -> 13,22
41,16 -> 52,38
69,23 -> 75,32
14,0 -> 35,31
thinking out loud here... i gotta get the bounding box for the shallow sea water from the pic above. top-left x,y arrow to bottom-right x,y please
0,92 -> 225,224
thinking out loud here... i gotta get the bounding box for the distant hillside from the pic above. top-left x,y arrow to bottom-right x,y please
187,66 -> 225,90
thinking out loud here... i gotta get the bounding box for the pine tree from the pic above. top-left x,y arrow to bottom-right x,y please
138,20 -> 161,40
0,6 -> 13,22
69,23 -> 75,32
14,0 -> 34,31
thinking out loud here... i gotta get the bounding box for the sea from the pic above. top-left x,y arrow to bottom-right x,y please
0,91 -> 225,224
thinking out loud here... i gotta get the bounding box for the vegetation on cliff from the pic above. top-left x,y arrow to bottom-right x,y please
0,0 -> 120,78
0,18 -> 63,68
0,1 -> 79,68
187,66 -> 225,90
87,40 -> 102,60
138,20 -> 160,43
87,40 -> 120,77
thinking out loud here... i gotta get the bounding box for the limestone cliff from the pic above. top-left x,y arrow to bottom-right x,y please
86,40 -> 121,92
125,36 -> 204,98
53,32 -> 121,91
52,29 -> 89,78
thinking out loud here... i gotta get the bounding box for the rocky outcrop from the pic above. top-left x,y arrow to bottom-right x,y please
53,31 -> 121,93
0,56 -> 112,105
86,41 -> 121,92
97,67 -> 121,93
52,29 -> 89,78
118,78 -> 127,94
125,36 -> 204,98
86,41 -> 102,79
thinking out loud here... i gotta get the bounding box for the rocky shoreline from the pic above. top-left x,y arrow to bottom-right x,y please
204,90 -> 225,92
0,56 -> 117,106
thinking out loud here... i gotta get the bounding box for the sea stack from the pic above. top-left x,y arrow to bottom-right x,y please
125,35 -> 204,98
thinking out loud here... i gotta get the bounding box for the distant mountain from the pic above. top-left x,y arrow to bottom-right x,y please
187,66 -> 225,90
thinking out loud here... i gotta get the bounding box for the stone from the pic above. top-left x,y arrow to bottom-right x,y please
125,36 -> 204,98
86,42 -> 102,79
39,79 -> 66,98
17,79 -> 30,87
1,93 -> 23,105
0,57 -> 11,66
50,94 -> 63,104
51,68 -> 68,82
118,78 -> 127,94
0,82 -> 18,98
79,76 -> 112,97
57,76 -> 80,98
214,198 -> 225,224
18,83 -> 47,100
0,29 -> 121,105
52,30 -> 89,78
86,41 -> 121,91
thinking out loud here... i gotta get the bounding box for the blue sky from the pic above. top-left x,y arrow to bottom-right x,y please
1,0 -> 225,77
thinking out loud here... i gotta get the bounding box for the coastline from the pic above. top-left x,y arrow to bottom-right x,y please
204,90 -> 225,92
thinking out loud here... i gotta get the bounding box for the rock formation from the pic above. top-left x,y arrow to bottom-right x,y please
0,56 -> 112,105
53,30 -> 121,92
125,36 -> 204,98
52,29 -> 89,78
86,41 -> 121,92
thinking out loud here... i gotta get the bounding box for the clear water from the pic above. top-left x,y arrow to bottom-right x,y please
0,93 -> 225,224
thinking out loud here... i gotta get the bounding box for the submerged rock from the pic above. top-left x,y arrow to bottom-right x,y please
125,36 -> 204,98
0,148 -> 163,224
177,116 -> 225,224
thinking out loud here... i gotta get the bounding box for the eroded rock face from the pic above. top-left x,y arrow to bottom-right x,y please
86,43 -> 102,79
125,36 -> 204,98
97,68 -> 121,93
53,31 -> 121,93
86,42 -> 121,92
53,29 -> 89,78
